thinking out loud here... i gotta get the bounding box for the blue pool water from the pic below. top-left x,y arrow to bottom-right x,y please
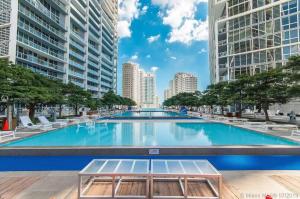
114,111 -> 186,117
1,155 -> 300,171
2,122 -> 299,147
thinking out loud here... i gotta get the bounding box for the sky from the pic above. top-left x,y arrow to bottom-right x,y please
117,0 -> 210,101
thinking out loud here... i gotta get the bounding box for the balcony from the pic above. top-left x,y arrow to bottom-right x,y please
52,0 -> 68,13
16,52 -> 65,73
87,85 -> 99,91
18,22 -> 66,51
71,80 -> 85,88
69,50 -> 85,62
88,53 -> 99,62
88,61 -> 99,69
17,35 -> 66,61
87,76 -> 99,84
70,40 -> 85,53
23,0 -> 65,29
87,69 -> 99,76
69,60 -> 85,71
69,70 -> 85,79
71,31 -> 85,45
18,6 -> 66,40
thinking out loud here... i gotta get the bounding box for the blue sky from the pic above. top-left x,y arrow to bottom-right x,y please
117,0 -> 209,100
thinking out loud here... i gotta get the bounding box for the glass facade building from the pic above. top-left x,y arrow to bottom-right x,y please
0,0 -> 118,98
209,0 -> 300,83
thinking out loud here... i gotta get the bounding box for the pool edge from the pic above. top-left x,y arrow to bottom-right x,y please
1,146 -> 300,156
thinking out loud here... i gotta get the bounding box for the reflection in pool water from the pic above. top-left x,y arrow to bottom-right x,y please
3,122 -> 299,147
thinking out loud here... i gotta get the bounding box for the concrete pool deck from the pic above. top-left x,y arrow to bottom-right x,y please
1,170 -> 300,199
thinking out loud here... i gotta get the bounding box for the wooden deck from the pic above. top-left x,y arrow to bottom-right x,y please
1,171 -> 300,199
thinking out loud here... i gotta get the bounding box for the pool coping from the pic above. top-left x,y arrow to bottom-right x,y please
1,145 -> 300,156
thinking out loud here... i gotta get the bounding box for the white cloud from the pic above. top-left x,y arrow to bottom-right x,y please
146,54 -> 151,58
198,48 -> 207,54
152,0 -> 208,44
118,0 -> 141,38
147,34 -> 161,43
130,53 -> 139,60
141,5 -> 148,15
170,56 -> 177,60
151,66 -> 159,72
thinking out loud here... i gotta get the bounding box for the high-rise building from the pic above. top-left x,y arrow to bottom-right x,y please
209,0 -> 300,84
122,62 -> 140,105
164,72 -> 198,100
0,0 -> 118,98
122,62 -> 159,108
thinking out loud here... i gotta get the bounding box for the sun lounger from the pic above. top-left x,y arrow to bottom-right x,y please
264,124 -> 298,130
0,130 -> 15,140
19,116 -> 52,130
38,116 -> 68,127
291,129 -> 300,136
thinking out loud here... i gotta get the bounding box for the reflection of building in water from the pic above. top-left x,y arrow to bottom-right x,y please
140,122 -> 156,145
119,123 -> 144,146
170,123 -> 212,145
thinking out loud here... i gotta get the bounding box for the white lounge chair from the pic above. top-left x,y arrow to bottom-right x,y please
291,129 -> 300,136
0,130 -> 15,141
19,116 -> 52,130
265,124 -> 298,131
38,116 -> 68,127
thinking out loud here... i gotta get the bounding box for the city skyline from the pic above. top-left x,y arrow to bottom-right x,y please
117,0 -> 209,101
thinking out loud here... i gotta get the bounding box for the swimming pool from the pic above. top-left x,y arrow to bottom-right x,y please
3,122 -> 299,147
114,111 -> 186,117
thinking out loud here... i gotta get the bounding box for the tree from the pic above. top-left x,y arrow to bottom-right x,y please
200,87 -> 218,114
66,83 -> 92,115
245,68 -> 290,121
284,56 -> 300,97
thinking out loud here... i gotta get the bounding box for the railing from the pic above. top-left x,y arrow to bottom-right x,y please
70,40 -> 86,53
17,35 -> 65,61
87,85 -> 99,91
87,76 -> 99,83
19,6 -> 66,39
52,0 -> 67,12
17,52 -> 65,72
88,60 -> 99,69
70,80 -> 85,88
69,60 -> 85,70
87,69 -> 99,76
24,0 -> 64,28
18,21 -> 66,50
69,50 -> 85,61
69,70 -> 85,79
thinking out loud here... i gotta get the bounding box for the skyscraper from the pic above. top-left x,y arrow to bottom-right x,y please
0,0 -> 118,98
122,62 -> 140,105
209,0 -> 300,84
164,72 -> 198,100
122,62 -> 159,108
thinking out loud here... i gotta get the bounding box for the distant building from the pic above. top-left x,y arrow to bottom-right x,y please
164,73 -> 198,100
0,0 -> 118,98
122,62 -> 159,108
122,63 -> 140,105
